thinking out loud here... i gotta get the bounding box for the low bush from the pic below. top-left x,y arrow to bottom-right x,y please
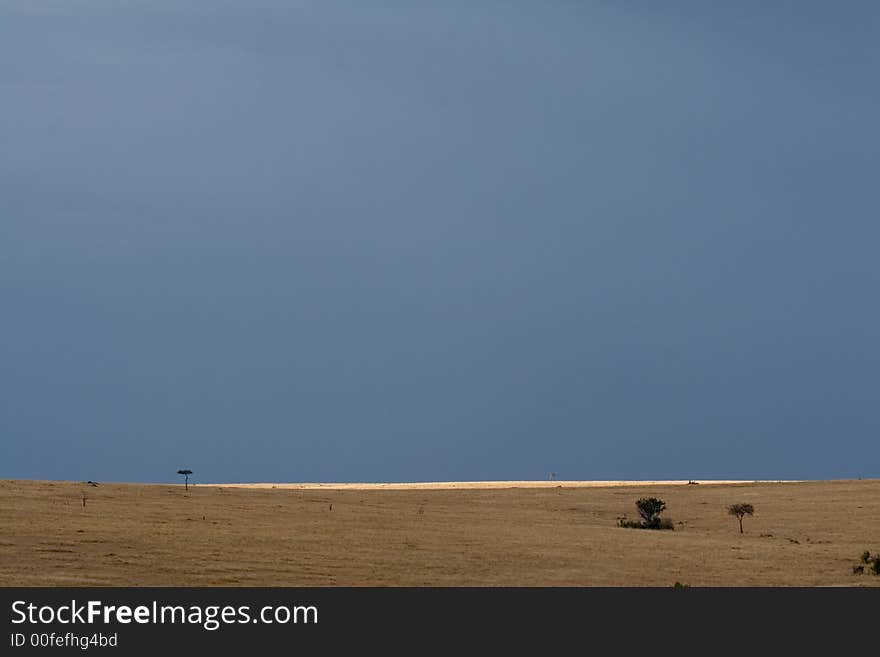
617,518 -> 644,529
852,550 -> 879,576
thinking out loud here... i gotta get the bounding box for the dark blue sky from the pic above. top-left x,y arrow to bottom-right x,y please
2,2 -> 878,483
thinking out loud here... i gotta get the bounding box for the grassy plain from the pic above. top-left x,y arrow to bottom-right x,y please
1,478 -> 878,586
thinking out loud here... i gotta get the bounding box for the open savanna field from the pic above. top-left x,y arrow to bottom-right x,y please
1,479 -> 878,586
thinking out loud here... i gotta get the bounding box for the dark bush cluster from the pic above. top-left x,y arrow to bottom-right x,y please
853,550 -> 880,576
618,518 -> 675,530
617,497 -> 674,530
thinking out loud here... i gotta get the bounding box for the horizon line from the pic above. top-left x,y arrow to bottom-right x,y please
4,477 -> 877,490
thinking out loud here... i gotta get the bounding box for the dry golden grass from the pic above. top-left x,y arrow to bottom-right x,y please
1,478 -> 878,586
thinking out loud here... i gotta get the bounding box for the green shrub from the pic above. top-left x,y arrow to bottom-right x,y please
617,498 -> 674,530
636,498 -> 666,525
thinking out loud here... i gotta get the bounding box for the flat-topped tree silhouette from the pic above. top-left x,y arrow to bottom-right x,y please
177,469 -> 193,492
728,503 -> 755,534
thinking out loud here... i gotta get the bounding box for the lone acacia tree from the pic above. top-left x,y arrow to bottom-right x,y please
728,503 -> 755,534
177,469 -> 193,492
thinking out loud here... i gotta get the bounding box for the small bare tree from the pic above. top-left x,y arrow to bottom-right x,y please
177,469 -> 193,492
728,503 -> 755,534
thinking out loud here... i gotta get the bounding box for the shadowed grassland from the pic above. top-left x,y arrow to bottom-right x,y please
1,479 -> 878,586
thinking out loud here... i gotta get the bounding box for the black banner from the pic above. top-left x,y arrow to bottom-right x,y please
1,587 -> 872,654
